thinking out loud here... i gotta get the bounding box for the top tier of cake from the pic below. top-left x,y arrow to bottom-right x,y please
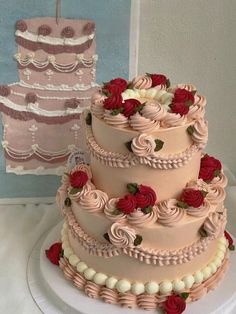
15,17 -> 96,87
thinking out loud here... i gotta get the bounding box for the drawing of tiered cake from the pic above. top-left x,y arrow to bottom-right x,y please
0,17 -> 98,175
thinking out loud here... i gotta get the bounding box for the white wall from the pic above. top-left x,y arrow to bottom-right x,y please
138,0 -> 236,173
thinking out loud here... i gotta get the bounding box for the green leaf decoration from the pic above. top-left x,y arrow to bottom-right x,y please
154,139 -> 164,152
64,197 -> 71,207
177,201 -> 188,209
125,141 -> 133,152
229,244 -> 235,251
191,90 -> 197,96
187,125 -> 194,136
199,228 -> 208,237
60,249 -> 64,258
214,169 -> 221,177
146,72 -> 152,77
141,206 -> 153,214
64,172 -> 69,177
102,81 -> 110,86
135,103 -> 145,113
127,81 -> 134,89
103,233 -> 111,243
112,209 -> 122,215
180,292 -> 189,300
186,100 -> 193,107
127,183 -> 139,195
201,190 -> 208,198
86,112 -> 92,125
69,187 -> 83,195
166,78 -> 171,88
134,234 -> 143,246
111,108 -> 124,116
102,90 -> 111,97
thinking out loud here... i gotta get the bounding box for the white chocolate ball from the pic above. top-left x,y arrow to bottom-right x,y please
145,282 -> 159,294
218,243 -> 226,253
172,280 -> 185,292
131,283 -> 145,295
76,262 -> 88,273
219,237 -> 227,245
159,281 -> 173,295
209,262 -> 217,274
202,266 -> 212,280
217,251 -> 224,260
182,275 -> 195,289
62,241 -> 69,250
63,247 -> 73,259
69,254 -> 80,267
93,273 -> 108,285
214,257 -> 222,268
194,271 -> 204,284
105,277 -> 118,289
116,279 -> 131,293
84,268 -> 96,280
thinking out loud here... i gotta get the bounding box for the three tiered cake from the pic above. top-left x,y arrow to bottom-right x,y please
54,73 -> 231,312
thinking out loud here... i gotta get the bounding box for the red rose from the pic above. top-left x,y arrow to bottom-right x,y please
136,185 -> 157,208
61,26 -> 75,38
173,88 -> 195,105
38,24 -> 51,36
103,83 -> 122,95
224,231 -> 235,250
45,242 -> 62,266
123,98 -> 141,117
201,155 -> 222,171
16,20 -> 27,32
69,170 -> 88,188
163,295 -> 186,314
181,188 -> 205,208
198,167 -> 215,181
170,102 -> 189,116
116,194 -> 137,214
150,74 -> 167,87
103,93 -> 123,110
110,78 -> 128,93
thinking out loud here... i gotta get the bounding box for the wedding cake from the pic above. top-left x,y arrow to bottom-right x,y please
53,73 -> 232,313
0,17 -> 98,175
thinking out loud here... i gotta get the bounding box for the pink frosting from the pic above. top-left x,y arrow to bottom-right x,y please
104,198 -> 126,222
100,288 -> 119,304
91,93 -> 106,118
137,294 -> 158,310
84,281 -> 101,299
68,181 -> 95,200
104,111 -> 129,128
210,172 -> 228,188
132,75 -> 152,89
119,293 -> 137,308
73,273 -> 86,290
194,94 -> 207,107
141,102 -> 167,121
188,104 -> 205,120
161,112 -> 187,127
131,133 -> 156,157
186,178 -> 209,193
157,199 -> 185,227
203,211 -> 227,237
79,189 -> 108,213
108,222 -> 136,248
127,208 -> 157,227
187,200 -> 210,217
191,119 -> 208,148
129,112 -> 160,132
206,186 -> 226,205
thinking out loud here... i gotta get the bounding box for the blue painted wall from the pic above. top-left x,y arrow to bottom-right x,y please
0,0 -> 131,198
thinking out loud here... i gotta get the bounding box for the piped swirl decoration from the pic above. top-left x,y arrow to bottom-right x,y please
86,118 -> 199,169
157,199 -> 185,227
131,133 -> 156,157
129,112 -> 160,132
186,200 -> 210,218
79,190 -> 109,213
203,211 -> 227,237
191,119 -> 208,149
104,111 -> 129,128
132,75 -> 152,89
141,102 -> 167,121
104,198 -> 126,222
206,185 -> 226,205
108,222 -> 137,248
127,209 -> 157,227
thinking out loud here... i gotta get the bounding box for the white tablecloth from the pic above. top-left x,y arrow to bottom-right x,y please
0,166 -> 236,314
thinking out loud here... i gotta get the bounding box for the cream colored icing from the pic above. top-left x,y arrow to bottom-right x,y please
191,119 -> 208,148
103,111 -> 129,128
129,112 -> 160,132
108,222 -> 136,248
203,211 -> 227,237
186,200 -> 210,217
194,94 -> 207,107
79,190 -> 108,213
157,199 -> 185,227
131,133 -> 156,157
132,75 -> 152,89
141,102 -> 167,121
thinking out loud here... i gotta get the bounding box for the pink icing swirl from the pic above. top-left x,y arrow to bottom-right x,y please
157,199 -> 185,227
187,200 -> 210,217
210,172 -> 228,188
195,94 -> 207,107
188,104 -> 205,120
56,185 -> 68,209
73,273 -> 86,290
84,282 -> 101,299
161,112 -> 187,127
119,293 -> 137,308
108,222 -> 136,248
104,198 -> 126,222
206,186 -> 226,205
127,208 -> 157,227
141,102 -> 167,121
132,75 -> 152,89
91,92 -> 106,118
186,178 -> 209,193
131,133 -> 156,157
191,119 -> 208,148
129,112 -> 160,132
137,294 -> 158,310
100,288 -> 119,304
68,181 -> 95,200
79,189 -> 108,213
203,211 -> 227,237
104,110 -> 129,128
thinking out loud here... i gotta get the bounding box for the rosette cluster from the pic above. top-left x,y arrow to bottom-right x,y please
198,154 -> 222,182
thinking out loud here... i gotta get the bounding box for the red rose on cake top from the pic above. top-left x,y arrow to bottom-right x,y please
180,188 -> 205,208
116,194 -> 137,214
69,170 -> 88,189
173,88 -> 195,106
149,73 -> 169,87
198,154 -> 222,182
170,102 -> 189,116
123,99 -> 142,118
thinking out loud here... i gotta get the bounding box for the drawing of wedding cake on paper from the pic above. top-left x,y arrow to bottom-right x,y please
0,16 -> 98,175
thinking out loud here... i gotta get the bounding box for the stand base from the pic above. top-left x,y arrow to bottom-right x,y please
27,221 -> 236,314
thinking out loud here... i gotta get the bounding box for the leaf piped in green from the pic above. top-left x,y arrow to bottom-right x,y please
141,206 -> 153,214
201,190 -> 208,198
112,209 -> 122,216
134,234 -> 143,246
103,233 -> 111,243
60,249 -> 64,258
229,244 -> 235,251
111,108 -> 124,115
214,169 -> 221,177
64,197 -> 71,207
125,141 -> 133,152
166,78 -> 171,88
191,90 -> 197,96
154,139 -> 164,152
127,81 -> 134,89
177,201 -> 188,209
199,228 -> 208,237
186,100 -> 193,107
180,292 -> 189,300
127,183 -> 139,195
86,112 -> 92,125
69,187 -> 82,195
187,125 -> 194,136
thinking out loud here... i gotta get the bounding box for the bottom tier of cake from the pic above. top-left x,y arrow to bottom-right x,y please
60,222 -> 230,311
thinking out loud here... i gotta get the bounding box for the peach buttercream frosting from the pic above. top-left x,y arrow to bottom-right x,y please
203,211 -> 227,237
157,199 -> 185,227
191,119 -> 208,149
108,222 -> 136,248
132,74 -> 152,89
79,189 -> 109,213
141,102 -> 167,121
129,112 -> 160,132
131,133 -> 156,157
104,198 -> 126,222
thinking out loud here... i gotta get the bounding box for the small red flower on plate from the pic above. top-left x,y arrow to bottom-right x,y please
45,242 -> 62,266
163,294 -> 186,314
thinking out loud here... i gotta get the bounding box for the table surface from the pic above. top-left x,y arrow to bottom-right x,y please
0,166 -> 236,314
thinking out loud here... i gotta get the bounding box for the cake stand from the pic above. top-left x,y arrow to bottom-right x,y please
27,221 -> 236,314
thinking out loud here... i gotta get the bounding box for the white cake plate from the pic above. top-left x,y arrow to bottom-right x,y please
27,221 -> 236,314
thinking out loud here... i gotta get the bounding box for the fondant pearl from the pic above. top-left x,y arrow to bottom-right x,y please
61,234 -> 68,243
218,243 -> 226,253
93,273 -> 108,285
63,247 -> 73,258
219,237 -> 227,245
159,281 -> 173,294
217,251 -> 224,260
105,277 -> 118,289
214,257 -> 222,268
62,222 -> 67,230
193,271 -> 204,284
202,266 -> 212,280
62,241 -> 69,250
182,275 -> 195,289
146,88 -> 159,98
131,283 -> 145,295
84,268 -> 96,280
69,254 -> 80,267
172,280 -> 185,292
116,280 -> 131,293
145,282 -> 159,294
209,262 -> 217,274
76,262 -> 88,273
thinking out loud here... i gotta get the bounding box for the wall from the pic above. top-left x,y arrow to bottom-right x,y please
138,0 -> 236,174
0,0 -> 131,198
